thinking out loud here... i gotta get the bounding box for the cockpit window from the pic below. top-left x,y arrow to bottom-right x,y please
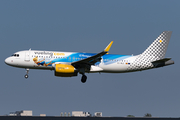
11,54 -> 19,57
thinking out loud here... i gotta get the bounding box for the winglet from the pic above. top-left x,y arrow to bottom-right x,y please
104,41 -> 113,52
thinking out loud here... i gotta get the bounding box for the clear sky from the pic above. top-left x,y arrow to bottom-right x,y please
1,0 -> 180,117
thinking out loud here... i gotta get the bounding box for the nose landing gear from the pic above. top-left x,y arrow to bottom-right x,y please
24,74 -> 28,78
24,68 -> 29,79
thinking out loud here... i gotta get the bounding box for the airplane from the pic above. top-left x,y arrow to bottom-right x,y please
5,31 -> 174,83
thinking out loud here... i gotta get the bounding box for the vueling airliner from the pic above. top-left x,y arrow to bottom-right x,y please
5,31 -> 174,83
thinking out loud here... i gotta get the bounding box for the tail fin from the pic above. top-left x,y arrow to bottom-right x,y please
127,31 -> 172,71
140,31 -> 172,61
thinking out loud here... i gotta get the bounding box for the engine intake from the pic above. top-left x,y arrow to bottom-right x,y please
55,64 -> 77,77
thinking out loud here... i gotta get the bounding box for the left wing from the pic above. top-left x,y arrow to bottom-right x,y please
71,41 -> 113,67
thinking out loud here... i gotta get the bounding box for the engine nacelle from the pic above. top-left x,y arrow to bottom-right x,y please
55,64 -> 77,77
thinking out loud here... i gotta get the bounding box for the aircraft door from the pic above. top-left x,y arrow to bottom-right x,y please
25,52 -> 30,61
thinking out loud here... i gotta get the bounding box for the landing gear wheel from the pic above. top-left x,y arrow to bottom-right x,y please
81,75 -> 87,83
24,68 -> 29,79
24,74 -> 28,79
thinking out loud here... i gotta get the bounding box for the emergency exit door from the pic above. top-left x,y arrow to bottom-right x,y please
25,52 -> 30,61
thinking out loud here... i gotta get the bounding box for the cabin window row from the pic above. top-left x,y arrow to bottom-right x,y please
32,55 -> 67,59
31,55 -> 129,62
12,54 -> 19,57
104,59 -> 129,62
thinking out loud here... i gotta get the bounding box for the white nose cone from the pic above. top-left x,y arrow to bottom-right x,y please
5,57 -> 11,65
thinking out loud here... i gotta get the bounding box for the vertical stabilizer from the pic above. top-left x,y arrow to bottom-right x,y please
141,31 -> 172,60
127,31 -> 172,71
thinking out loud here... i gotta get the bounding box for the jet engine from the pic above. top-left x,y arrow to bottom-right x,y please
55,64 -> 77,77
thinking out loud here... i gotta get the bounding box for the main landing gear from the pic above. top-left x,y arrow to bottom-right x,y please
24,68 -> 29,79
79,68 -> 87,83
81,74 -> 87,83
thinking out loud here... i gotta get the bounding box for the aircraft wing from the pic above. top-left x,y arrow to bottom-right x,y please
71,41 -> 113,67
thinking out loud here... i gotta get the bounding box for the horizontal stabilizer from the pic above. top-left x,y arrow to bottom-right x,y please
152,58 -> 174,68
152,58 -> 171,63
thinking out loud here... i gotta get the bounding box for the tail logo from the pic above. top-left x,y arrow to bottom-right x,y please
159,40 -> 162,43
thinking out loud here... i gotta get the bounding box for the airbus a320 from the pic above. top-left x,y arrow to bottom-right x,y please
5,31 -> 174,83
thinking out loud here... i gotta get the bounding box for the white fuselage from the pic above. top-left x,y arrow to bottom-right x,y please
5,50 -> 143,73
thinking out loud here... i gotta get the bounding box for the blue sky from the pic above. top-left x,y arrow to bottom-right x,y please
1,0 -> 180,117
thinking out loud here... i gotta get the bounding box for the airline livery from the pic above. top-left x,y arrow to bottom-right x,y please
5,31 -> 174,83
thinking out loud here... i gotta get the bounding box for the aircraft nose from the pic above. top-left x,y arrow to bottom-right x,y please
5,57 -> 11,65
